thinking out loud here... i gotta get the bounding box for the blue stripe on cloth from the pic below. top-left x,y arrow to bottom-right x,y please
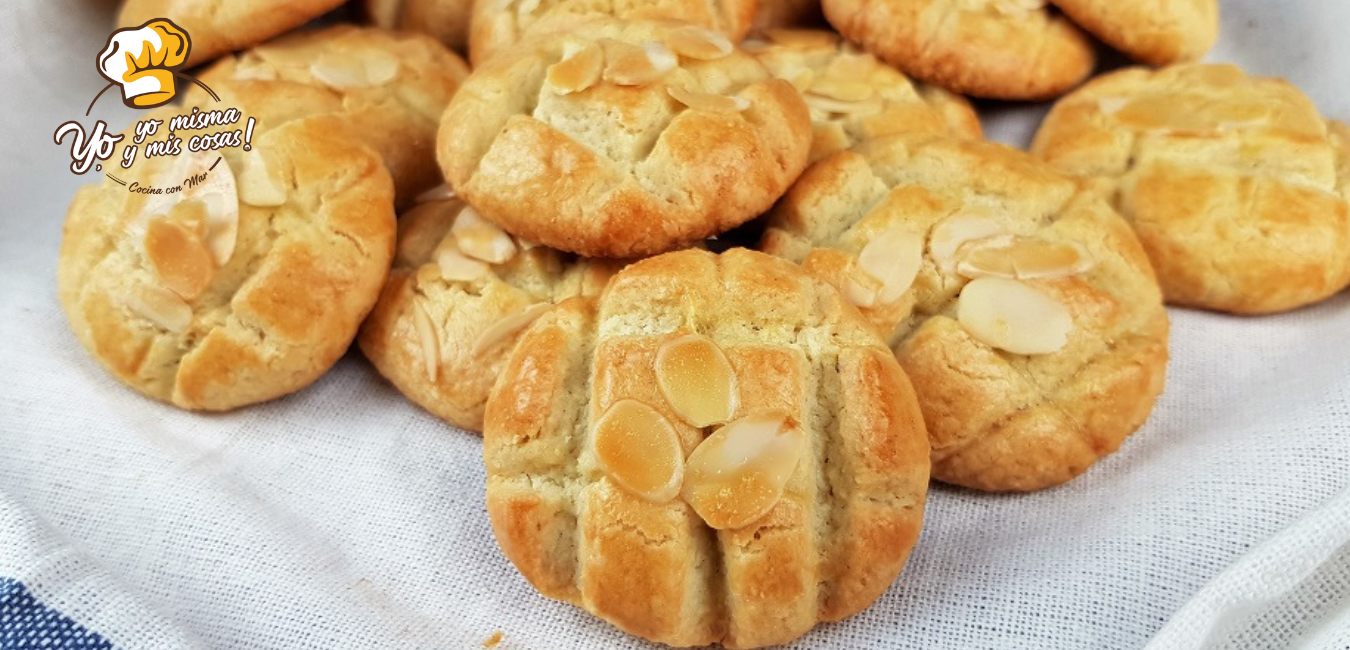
0,577 -> 115,649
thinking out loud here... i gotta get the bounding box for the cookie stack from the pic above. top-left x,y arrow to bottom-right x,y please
57,0 -> 1350,646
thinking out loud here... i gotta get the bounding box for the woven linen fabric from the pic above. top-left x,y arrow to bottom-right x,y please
1,0 -> 1348,648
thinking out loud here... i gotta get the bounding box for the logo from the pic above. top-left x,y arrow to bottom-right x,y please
51,18 -> 257,193
97,18 -> 192,109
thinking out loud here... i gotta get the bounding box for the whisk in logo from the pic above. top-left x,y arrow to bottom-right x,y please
52,18 -> 258,194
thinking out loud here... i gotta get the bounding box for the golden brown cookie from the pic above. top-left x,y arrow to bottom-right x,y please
58,96 -> 395,411
365,0 -> 475,53
195,25 -> 470,207
358,195 -> 621,431
748,29 -> 982,162
484,248 -> 929,648
1050,0 -> 1218,66
761,134 -> 1169,492
751,0 -> 825,33
821,0 -> 1096,100
468,0 -> 758,65
118,0 -> 347,68
1032,64 -> 1350,314
438,20 -> 812,259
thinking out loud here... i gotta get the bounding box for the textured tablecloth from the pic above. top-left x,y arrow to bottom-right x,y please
1,0 -> 1348,648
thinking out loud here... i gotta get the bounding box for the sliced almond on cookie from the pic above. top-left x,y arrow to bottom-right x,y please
856,225 -> 924,305
592,399 -> 685,503
144,210 -> 215,301
808,77 -> 875,103
412,300 -> 440,382
666,26 -> 734,61
310,50 -> 400,89
957,235 -> 1094,280
471,302 -> 551,356
667,86 -> 751,113
452,206 -> 517,264
655,334 -> 738,428
434,238 -> 491,282
957,277 -> 1073,355
601,39 -> 678,86
930,212 -> 1006,275
682,411 -> 805,530
120,284 -> 193,333
237,149 -> 287,208
803,94 -> 882,116
547,42 -> 604,95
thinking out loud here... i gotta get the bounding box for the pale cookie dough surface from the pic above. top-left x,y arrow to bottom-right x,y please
1032,64 -> 1350,314
762,134 -> 1170,492
439,20 -> 812,259
197,25 -> 470,206
118,0 -> 347,68
359,196 -> 621,432
748,29 -> 982,162
467,0 -> 757,65
821,0 -> 1096,100
484,248 -> 930,648
1051,0 -> 1218,66
58,98 -> 396,411
366,0 -> 476,53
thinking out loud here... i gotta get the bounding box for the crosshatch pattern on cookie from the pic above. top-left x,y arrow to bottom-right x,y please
1032,64 -> 1350,315
439,20 -> 812,258
469,0 -> 758,65
58,98 -> 395,411
483,249 -> 930,648
761,135 -> 1170,491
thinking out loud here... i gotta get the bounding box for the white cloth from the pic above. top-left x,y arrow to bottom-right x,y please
1,0 -> 1348,648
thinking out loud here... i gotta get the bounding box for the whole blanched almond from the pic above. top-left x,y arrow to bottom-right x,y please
957,277 -> 1073,355
666,26 -> 733,61
681,411 -> 806,530
452,206 -> 517,264
144,210 -> 215,301
857,225 -> 925,304
929,212 -> 1006,275
667,86 -> 751,114
415,184 -> 457,204
547,42 -> 604,95
957,235 -> 1095,280
471,302 -> 552,356
655,334 -> 738,428
592,399 -> 685,502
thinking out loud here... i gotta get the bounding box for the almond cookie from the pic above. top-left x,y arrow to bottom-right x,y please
195,25 -> 470,207
58,99 -> 395,411
118,0 -> 347,68
821,0 -> 1096,100
1032,64 -> 1350,314
1050,0 -> 1218,66
358,195 -> 621,431
468,0 -> 757,65
484,248 -> 929,648
439,20 -> 813,258
365,0 -> 475,53
748,29 -> 982,163
761,134 -> 1169,492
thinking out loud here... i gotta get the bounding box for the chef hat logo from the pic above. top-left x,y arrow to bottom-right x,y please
97,19 -> 192,109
